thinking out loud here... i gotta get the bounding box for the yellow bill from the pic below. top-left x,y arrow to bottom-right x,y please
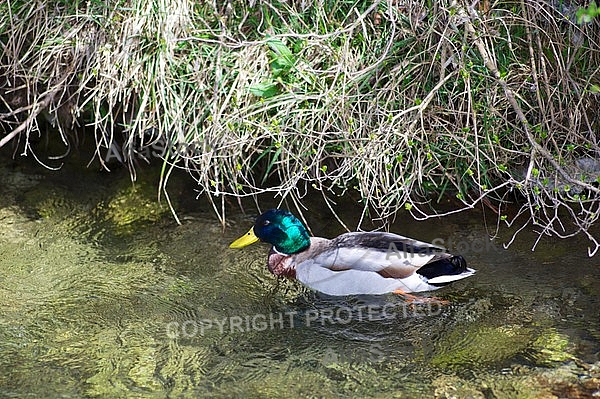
229,228 -> 260,248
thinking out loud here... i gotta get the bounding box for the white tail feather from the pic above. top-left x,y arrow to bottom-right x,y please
426,267 -> 476,284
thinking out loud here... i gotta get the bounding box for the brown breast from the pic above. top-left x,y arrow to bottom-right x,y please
267,250 -> 296,279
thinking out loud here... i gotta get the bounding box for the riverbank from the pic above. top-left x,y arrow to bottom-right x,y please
1,0 -> 599,253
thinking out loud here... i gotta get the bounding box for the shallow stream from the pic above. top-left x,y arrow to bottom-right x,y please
0,158 -> 599,398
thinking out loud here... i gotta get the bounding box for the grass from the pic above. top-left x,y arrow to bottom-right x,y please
1,0 -> 600,254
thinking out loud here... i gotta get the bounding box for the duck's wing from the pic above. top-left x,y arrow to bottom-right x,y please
305,232 -> 450,277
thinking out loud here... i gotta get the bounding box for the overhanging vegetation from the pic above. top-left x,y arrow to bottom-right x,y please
1,0 -> 599,253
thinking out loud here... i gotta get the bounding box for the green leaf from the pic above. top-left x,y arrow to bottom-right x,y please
267,38 -> 294,61
249,80 -> 279,98
577,1 -> 599,23
261,146 -> 283,184
267,39 -> 295,77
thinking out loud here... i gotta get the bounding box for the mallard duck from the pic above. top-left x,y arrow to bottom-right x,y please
229,209 -> 475,297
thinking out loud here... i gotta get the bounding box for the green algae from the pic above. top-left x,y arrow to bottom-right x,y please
529,329 -> 574,366
430,324 -> 534,370
17,164 -> 172,236
21,185 -> 79,220
104,180 -> 169,230
429,317 -> 575,371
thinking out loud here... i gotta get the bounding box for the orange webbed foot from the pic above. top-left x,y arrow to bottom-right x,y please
392,289 -> 450,305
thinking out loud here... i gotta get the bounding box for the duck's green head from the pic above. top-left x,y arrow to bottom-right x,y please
229,209 -> 310,254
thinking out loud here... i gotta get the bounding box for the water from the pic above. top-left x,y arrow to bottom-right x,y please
1,158 -> 599,398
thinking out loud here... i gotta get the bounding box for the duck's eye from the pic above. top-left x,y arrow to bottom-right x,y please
262,220 -> 271,226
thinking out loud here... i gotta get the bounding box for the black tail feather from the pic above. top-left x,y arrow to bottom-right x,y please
416,255 -> 468,286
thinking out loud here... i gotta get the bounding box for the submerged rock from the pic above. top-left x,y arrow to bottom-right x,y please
432,361 -> 600,399
102,179 -> 171,234
106,182 -> 166,225
529,329 -> 574,366
430,324 -> 533,369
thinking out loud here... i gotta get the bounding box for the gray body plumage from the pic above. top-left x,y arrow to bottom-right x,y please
268,232 -> 475,296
